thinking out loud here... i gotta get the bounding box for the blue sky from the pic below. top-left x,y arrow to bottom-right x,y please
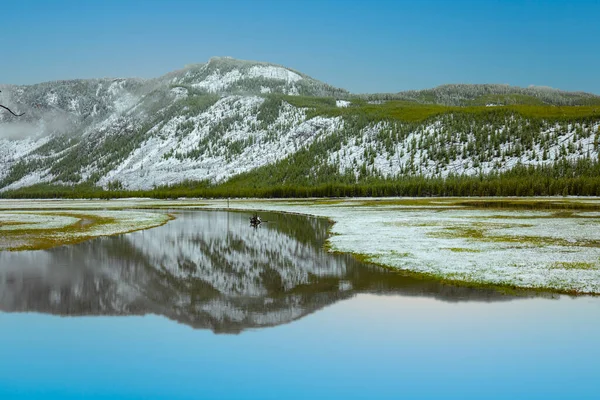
1,0 -> 599,94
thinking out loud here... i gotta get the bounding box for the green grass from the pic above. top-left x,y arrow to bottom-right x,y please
551,261 -> 596,270
389,250 -> 412,257
428,222 -> 600,249
281,94 -> 600,123
455,199 -> 600,212
466,94 -> 547,106
443,247 -> 482,253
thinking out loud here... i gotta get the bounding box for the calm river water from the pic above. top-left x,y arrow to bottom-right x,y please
0,210 -> 598,399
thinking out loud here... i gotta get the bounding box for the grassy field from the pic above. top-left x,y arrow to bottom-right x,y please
280,95 -> 600,122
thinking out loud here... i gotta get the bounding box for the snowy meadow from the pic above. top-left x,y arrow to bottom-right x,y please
1,197 -> 599,294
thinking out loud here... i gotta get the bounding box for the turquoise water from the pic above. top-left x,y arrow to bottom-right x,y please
0,211 -> 598,399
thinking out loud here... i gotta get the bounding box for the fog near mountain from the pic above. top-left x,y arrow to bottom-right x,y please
0,113 -> 75,140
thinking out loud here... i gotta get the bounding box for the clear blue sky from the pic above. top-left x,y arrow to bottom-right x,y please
1,0 -> 599,94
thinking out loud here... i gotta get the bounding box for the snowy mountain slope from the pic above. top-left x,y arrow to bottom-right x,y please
0,57 -> 351,190
0,57 -> 599,192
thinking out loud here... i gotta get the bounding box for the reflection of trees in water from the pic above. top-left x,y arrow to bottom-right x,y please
0,211 -> 543,333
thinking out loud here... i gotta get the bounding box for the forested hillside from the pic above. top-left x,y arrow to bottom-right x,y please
1,57 -> 600,198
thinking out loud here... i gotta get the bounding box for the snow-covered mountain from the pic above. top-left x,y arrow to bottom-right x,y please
0,57 -> 599,192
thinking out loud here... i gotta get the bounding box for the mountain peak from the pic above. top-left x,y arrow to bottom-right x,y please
170,56 -> 347,97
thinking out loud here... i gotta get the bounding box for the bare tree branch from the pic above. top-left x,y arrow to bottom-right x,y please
0,90 -> 25,116
0,104 -> 25,117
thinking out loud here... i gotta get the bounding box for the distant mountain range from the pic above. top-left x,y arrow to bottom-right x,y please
1,56 -> 599,193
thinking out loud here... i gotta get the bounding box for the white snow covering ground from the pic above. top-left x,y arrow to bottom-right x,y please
192,65 -> 301,93
328,121 -> 600,179
170,87 -> 189,100
247,65 -> 302,82
97,96 -> 343,189
2,198 -> 599,294
0,209 -> 170,251
0,213 -> 79,231
193,198 -> 600,294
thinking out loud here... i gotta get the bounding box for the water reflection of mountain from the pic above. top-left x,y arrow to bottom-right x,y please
0,211 -> 541,333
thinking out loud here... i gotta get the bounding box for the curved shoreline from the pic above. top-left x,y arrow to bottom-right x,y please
0,210 -> 174,251
1,198 -> 599,294
188,199 -> 600,295
212,206 -> 600,296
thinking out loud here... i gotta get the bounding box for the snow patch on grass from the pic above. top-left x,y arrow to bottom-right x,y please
0,213 -> 79,231
2,198 -> 600,294
192,198 -> 600,294
0,209 -> 171,251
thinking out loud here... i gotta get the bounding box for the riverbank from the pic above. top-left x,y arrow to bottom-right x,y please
1,197 -> 599,294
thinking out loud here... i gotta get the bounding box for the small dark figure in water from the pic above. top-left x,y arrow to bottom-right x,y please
250,213 -> 261,227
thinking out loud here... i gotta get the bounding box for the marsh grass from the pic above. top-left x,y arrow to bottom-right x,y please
443,247 -> 482,253
551,261 -> 597,270
428,223 -> 600,248
335,248 -> 566,296
0,221 -> 27,227
333,198 -> 600,213
1,212 -> 174,251
390,250 -> 412,257
455,199 -> 600,212
354,198 -> 451,207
